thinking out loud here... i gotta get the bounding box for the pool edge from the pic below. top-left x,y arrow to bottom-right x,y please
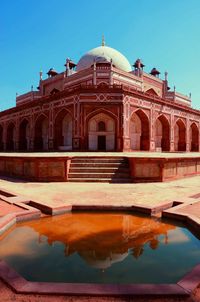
0,260 -> 190,296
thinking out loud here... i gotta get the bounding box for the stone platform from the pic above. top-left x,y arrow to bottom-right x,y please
0,152 -> 200,182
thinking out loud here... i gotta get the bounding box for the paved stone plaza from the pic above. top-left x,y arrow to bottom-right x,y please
1,156 -> 200,301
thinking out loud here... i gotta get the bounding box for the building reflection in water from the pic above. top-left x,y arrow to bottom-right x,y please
19,212 -> 175,270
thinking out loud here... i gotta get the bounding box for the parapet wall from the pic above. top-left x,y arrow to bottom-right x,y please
129,157 -> 200,182
0,156 -> 71,182
0,154 -> 199,182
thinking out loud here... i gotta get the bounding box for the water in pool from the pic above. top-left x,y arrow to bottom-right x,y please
0,212 -> 200,284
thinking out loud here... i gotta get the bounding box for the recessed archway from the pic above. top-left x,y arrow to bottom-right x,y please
155,115 -> 170,151
6,123 -> 15,151
19,119 -> 30,151
190,123 -> 199,152
130,110 -> 150,151
54,110 -> 72,151
174,119 -> 186,151
34,115 -> 48,151
88,113 -> 115,151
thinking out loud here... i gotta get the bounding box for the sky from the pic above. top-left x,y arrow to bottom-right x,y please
1,0 -> 200,110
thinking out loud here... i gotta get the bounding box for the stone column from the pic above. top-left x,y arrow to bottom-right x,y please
149,105 -> 156,151
29,114 -> 34,151
72,96 -> 81,150
48,105 -> 54,150
14,119 -> 19,151
3,124 -> 6,151
186,118 -> 190,152
122,101 -> 131,151
170,111 -> 175,152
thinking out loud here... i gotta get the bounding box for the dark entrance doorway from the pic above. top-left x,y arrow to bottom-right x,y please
98,135 -> 106,150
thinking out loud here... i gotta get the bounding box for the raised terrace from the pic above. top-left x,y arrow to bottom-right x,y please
0,152 -> 200,183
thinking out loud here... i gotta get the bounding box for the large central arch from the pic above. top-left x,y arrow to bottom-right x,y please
155,115 -> 170,151
54,109 -> 72,150
130,110 -> 149,151
88,112 -> 115,151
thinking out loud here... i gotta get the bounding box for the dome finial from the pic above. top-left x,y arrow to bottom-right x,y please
102,34 -> 105,46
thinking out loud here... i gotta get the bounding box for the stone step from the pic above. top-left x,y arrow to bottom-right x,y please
71,158 -> 128,163
68,178 -> 133,183
68,156 -> 131,183
70,162 -> 129,168
69,167 -> 130,173
68,172 -> 130,178
72,157 -> 126,160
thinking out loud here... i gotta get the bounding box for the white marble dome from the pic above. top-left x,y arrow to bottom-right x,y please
76,45 -> 132,72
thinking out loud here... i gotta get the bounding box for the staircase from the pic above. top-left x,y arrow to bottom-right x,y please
68,157 -> 132,183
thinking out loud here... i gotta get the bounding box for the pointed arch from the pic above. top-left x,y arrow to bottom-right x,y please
155,115 -> 170,151
54,109 -> 72,150
86,108 -> 117,122
6,122 -> 15,151
34,114 -> 49,151
190,123 -> 199,152
130,109 -> 150,151
174,119 -> 186,151
19,118 -> 30,151
87,112 -> 115,151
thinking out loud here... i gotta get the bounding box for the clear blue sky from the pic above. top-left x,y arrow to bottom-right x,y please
1,0 -> 200,110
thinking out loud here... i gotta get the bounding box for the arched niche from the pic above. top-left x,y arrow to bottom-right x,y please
190,123 -> 199,152
19,119 -> 30,151
174,119 -> 186,151
34,115 -> 49,151
54,110 -> 72,150
6,123 -> 15,151
88,113 -> 115,151
155,115 -> 170,151
130,110 -> 150,151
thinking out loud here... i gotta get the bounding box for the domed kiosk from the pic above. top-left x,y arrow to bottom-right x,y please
76,43 -> 132,72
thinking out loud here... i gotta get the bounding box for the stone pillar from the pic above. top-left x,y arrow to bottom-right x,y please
29,115 -> 34,151
72,96 -> 81,150
121,102 -> 129,151
48,106 -> 54,151
186,119 -> 190,152
3,124 -> 6,151
122,137 -> 131,151
170,111 -> 175,152
14,120 -> 19,151
29,139 -> 34,151
149,105 -> 156,151
15,141 -> 19,151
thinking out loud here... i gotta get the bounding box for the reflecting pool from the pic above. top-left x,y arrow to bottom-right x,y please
0,212 -> 200,284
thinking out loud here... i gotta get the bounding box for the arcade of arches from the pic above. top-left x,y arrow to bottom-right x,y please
0,111 -> 199,152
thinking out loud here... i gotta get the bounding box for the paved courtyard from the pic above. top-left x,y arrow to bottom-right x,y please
0,174 -> 200,211
1,172 -> 200,301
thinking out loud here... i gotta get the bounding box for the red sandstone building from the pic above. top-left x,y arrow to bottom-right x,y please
1,41 -> 199,153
